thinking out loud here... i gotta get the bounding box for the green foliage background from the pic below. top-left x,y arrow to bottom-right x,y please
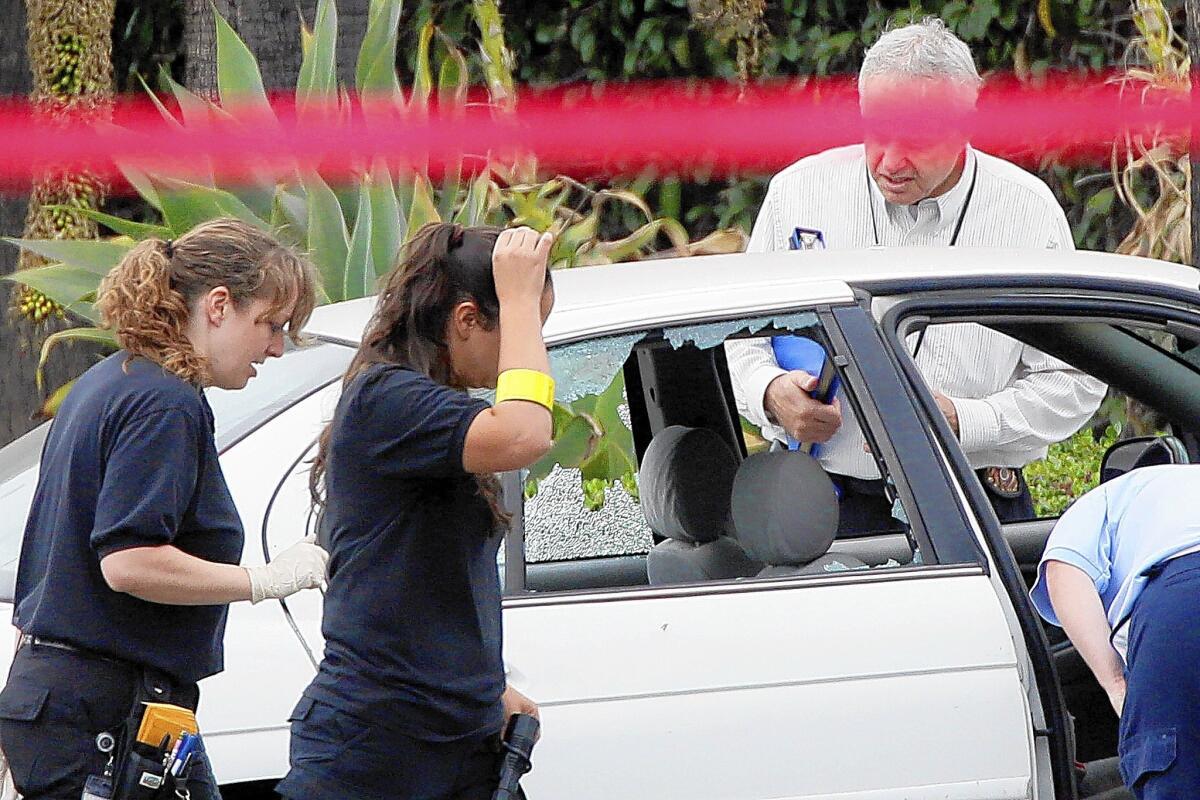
389,0 -> 1170,250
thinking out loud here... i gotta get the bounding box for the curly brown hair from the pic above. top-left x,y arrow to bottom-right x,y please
96,218 -> 318,385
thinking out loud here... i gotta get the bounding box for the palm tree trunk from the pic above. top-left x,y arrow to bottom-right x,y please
0,0 -> 114,446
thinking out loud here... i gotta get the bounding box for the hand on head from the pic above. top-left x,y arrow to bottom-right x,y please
492,227 -> 554,308
764,370 -> 843,443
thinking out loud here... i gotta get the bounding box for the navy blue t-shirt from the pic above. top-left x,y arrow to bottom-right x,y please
13,352 -> 244,684
304,364 -> 503,741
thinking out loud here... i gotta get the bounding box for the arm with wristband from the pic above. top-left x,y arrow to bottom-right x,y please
462,227 -> 556,474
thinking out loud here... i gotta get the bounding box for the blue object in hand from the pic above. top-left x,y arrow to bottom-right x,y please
770,336 -> 840,457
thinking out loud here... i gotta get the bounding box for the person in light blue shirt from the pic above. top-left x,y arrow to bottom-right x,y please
1031,464 -> 1200,798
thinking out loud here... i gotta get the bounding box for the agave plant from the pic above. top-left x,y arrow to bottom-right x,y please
5,0 -> 747,506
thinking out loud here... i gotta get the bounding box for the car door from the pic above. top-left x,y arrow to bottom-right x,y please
501,306 -> 1039,800
871,272 -> 1200,786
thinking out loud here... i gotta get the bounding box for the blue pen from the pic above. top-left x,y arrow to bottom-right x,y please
172,734 -> 200,777
165,732 -> 189,773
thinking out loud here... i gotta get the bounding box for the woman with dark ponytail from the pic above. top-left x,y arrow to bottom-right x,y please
276,223 -> 556,800
0,218 -> 328,799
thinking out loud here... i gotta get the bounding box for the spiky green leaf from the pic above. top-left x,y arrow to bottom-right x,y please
4,239 -> 132,274
357,0 -> 403,99
344,181 -> 374,299
37,327 -> 118,391
154,179 -> 272,234
297,0 -> 338,118
405,173 -> 441,241
48,207 -> 171,241
213,6 -> 274,119
301,172 -> 350,302
367,160 -> 402,281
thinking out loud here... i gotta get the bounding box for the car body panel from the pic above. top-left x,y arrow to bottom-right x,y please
4,246 -> 1200,794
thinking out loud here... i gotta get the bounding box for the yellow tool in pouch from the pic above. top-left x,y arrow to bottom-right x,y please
135,703 -> 198,749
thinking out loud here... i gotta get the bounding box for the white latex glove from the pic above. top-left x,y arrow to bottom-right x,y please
244,535 -> 329,604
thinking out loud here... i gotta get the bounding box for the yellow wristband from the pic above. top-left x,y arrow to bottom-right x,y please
495,369 -> 555,410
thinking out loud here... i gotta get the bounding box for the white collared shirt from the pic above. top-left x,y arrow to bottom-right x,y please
726,144 -> 1107,479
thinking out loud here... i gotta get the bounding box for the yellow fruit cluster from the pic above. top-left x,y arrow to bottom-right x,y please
16,286 -> 66,325
51,32 -> 85,97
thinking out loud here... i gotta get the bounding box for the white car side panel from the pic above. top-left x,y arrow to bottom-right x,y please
196,385 -> 336,784
506,573 -> 1032,799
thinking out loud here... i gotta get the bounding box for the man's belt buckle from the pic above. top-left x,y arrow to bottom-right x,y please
983,466 -> 1022,499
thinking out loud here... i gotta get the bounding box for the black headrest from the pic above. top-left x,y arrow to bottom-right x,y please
731,451 -> 839,566
638,426 -> 738,545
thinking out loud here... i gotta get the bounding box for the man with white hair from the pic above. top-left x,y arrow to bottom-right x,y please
728,18 -> 1106,532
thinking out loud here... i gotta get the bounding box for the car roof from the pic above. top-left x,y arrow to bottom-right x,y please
303,247 -> 1200,345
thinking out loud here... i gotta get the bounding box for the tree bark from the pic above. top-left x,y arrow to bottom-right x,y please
1189,0 -> 1200,269
183,0 -> 368,95
0,0 -> 33,446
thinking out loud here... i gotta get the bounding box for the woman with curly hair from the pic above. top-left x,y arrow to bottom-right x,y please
0,218 -> 329,800
275,224 -> 555,800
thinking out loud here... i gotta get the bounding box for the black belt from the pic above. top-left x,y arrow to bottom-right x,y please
19,634 -> 131,668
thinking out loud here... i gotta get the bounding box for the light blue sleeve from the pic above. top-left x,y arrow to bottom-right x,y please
1029,484 -> 1113,627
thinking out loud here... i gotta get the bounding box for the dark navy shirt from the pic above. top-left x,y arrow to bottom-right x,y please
13,352 -> 244,684
305,364 -> 503,741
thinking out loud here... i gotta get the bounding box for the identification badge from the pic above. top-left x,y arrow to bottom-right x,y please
789,226 -> 826,251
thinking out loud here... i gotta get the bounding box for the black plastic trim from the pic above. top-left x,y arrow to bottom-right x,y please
830,305 -> 984,566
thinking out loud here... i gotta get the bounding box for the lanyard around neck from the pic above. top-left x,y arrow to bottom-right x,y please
866,157 -> 980,247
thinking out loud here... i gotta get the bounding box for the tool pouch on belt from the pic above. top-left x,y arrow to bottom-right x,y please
105,669 -> 201,800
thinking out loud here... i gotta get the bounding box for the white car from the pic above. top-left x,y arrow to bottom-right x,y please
3,246 -> 1198,799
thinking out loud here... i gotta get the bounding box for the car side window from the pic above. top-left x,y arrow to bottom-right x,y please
517,315 -> 925,595
906,320 -> 1200,521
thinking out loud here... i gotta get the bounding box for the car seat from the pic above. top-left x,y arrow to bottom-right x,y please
640,425 -> 761,585
731,450 -> 867,577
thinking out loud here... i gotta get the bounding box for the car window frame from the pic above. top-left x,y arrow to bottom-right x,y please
502,302 -> 991,600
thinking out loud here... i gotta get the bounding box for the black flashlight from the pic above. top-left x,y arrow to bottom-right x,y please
492,713 -> 539,800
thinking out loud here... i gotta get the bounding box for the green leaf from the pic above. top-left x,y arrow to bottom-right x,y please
154,66 -> 214,129
154,178 -> 272,235
301,171 -> 350,303
49,207 -> 171,240
438,42 -> 470,108
411,22 -> 436,111
38,378 -> 78,420
453,169 -> 492,227
3,262 -> 107,320
114,161 -> 162,211
356,0 -> 403,98
213,5 -> 274,118
526,412 -> 598,483
405,173 -> 441,242
272,188 -> 310,241
366,160 -> 402,281
344,181 -> 374,300
297,0 -> 338,118
4,238 -> 132,274
36,327 -> 117,391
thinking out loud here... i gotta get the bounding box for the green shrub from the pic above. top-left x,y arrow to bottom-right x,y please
1025,425 -> 1119,517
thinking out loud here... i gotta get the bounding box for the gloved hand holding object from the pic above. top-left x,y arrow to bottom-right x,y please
245,535 -> 329,604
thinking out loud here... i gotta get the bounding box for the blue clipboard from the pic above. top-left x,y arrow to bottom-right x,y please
769,335 -> 840,457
